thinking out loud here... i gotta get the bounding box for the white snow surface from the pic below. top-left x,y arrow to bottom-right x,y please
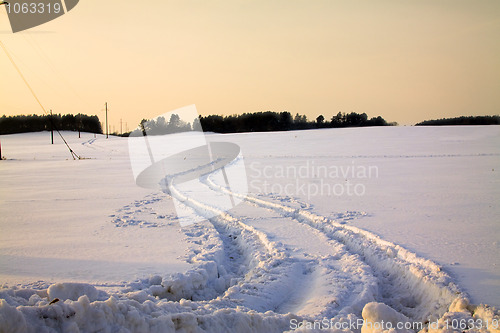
0,126 -> 499,332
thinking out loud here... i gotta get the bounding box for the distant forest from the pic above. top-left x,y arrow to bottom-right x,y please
199,111 -> 391,133
130,111 -> 392,136
415,115 -> 500,126
1,111 -> 390,136
0,114 -> 102,135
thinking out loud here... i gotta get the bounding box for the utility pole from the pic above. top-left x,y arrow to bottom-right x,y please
50,109 -> 54,144
120,118 -> 122,135
105,102 -> 108,139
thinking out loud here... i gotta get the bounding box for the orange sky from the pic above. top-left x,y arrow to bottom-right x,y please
1,0 -> 499,130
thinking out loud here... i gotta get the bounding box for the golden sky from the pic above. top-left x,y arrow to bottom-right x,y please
1,0 -> 499,129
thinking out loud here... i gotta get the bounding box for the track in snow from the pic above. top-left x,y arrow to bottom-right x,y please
108,155 -> 460,325
207,167 -> 465,320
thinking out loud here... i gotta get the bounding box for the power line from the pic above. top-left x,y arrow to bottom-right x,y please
0,40 -> 81,160
0,41 -> 46,113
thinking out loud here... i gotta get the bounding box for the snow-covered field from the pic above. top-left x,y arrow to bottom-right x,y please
0,126 -> 499,332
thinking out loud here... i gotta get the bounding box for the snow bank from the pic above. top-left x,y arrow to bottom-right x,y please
2,282 -> 497,333
0,299 -> 27,333
361,302 -> 411,333
0,288 -> 297,333
48,283 -> 100,302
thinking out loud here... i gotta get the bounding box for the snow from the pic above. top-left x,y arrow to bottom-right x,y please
0,126 -> 499,332
361,302 -> 411,333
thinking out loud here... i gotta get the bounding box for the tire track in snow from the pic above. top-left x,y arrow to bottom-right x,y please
107,158 -> 466,322
202,169 -> 466,322
169,177 -> 381,320
112,181 -> 312,312
167,179 -> 315,314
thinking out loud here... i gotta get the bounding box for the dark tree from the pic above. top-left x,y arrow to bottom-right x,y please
316,115 -> 324,125
279,111 -> 293,130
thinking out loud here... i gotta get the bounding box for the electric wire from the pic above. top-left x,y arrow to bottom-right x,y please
0,39 -> 81,159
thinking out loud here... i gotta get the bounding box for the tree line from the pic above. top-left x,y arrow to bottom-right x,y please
415,115 -> 500,126
198,111 -> 391,133
1,111 -> 390,136
125,111 -> 391,136
0,114 -> 102,135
